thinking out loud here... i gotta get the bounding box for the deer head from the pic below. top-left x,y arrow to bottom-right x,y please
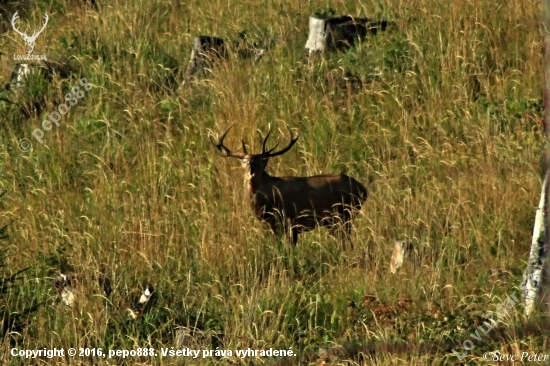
11,11 -> 49,54
210,124 -> 299,182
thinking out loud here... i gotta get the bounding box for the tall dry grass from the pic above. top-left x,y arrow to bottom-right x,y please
0,0 -> 547,364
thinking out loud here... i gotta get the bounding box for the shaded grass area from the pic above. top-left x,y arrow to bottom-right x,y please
0,0 -> 548,364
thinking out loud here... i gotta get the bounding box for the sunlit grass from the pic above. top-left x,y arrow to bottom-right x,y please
0,0 -> 547,364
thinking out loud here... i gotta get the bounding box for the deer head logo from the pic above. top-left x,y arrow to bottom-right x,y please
11,11 -> 49,54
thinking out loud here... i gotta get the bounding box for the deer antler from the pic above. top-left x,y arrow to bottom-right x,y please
210,124 -> 248,159
261,125 -> 298,158
260,124 -> 281,155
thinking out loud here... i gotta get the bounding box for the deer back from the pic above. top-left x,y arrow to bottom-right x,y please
249,173 -> 367,221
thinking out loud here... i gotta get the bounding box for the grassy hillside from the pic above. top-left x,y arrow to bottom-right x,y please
0,0 -> 547,364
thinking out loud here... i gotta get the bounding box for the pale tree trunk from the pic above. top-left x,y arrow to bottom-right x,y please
522,172 -> 549,316
522,0 -> 550,319
545,0 -> 550,332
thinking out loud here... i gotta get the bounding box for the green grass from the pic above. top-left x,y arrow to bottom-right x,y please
0,0 -> 548,364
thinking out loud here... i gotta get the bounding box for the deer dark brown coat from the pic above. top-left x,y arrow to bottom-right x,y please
211,124 -> 367,244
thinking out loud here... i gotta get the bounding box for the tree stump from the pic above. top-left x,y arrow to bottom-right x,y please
182,36 -> 227,85
8,63 -> 34,90
305,15 -> 390,55
7,61 -> 73,91
390,240 -> 415,273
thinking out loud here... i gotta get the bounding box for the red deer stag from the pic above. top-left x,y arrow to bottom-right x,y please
210,124 -> 368,244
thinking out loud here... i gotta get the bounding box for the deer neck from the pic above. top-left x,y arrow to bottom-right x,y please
246,172 -> 274,196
